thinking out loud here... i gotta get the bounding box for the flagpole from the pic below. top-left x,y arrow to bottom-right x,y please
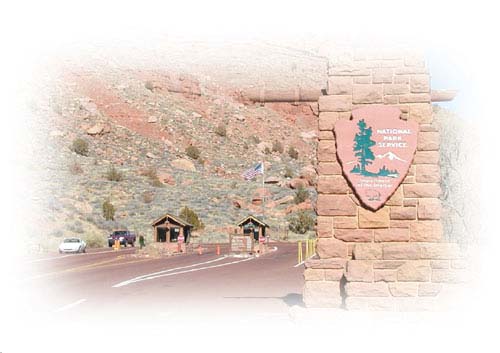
261,161 -> 265,220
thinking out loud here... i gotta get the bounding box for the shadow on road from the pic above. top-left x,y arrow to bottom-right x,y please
222,292 -> 305,308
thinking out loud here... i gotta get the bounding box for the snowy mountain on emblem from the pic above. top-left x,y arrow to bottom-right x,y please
375,151 -> 407,163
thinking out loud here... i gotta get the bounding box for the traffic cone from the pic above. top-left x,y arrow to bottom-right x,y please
216,245 -> 220,256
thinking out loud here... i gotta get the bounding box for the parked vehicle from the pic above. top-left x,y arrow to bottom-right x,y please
59,238 -> 87,254
107,230 -> 136,247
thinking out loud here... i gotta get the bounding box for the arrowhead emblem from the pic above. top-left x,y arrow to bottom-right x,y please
334,106 -> 419,211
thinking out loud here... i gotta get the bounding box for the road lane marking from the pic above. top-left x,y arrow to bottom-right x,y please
113,256 -> 253,288
113,256 -> 228,287
53,298 -> 87,313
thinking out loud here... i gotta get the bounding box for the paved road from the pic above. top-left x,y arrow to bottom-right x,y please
17,242 -> 304,322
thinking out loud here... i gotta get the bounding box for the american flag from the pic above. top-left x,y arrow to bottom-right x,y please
242,162 -> 264,180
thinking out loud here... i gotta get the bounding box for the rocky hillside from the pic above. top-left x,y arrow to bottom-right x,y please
29,62 -> 320,251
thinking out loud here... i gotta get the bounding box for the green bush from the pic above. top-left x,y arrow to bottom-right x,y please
71,138 -> 89,156
264,146 -> 272,154
84,232 -> 106,248
288,146 -> 299,159
141,167 -> 163,187
106,166 -> 123,182
215,124 -> 227,137
186,145 -> 201,160
179,206 -> 204,230
142,192 -> 154,204
284,167 -> 294,179
145,81 -> 155,91
288,211 -> 315,234
294,185 -> 309,204
272,140 -> 284,153
102,199 -> 115,221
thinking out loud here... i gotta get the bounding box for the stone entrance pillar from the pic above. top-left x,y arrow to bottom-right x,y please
304,49 -> 465,310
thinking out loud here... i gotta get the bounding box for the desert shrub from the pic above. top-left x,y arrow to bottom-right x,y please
102,199 -> 115,221
145,81 -> 155,91
272,140 -> 284,153
142,192 -> 154,204
106,166 -> 123,182
186,145 -> 201,160
84,232 -> 106,248
294,185 -> 309,204
288,146 -> 299,159
215,124 -> 227,137
250,135 -> 260,144
264,147 -> 272,154
288,211 -> 315,234
141,167 -> 163,187
284,167 -> 294,179
70,162 -> 83,175
70,138 -> 89,156
179,206 -> 204,230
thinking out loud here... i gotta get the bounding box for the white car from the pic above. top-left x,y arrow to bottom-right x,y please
58,238 -> 87,254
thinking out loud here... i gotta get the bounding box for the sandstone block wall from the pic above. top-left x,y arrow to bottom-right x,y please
304,49 -> 466,310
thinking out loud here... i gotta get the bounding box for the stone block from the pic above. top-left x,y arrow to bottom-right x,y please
383,243 -> 421,260
413,151 -> 439,164
390,206 -> 417,220
430,260 -> 449,269
318,112 -> 350,131
354,76 -> 372,83
417,131 -> 440,151
418,198 -> 442,220
346,260 -> 374,282
409,103 -> 432,124
373,260 -> 405,269
398,93 -> 431,103
410,75 -> 430,93
317,175 -> 351,194
324,269 -> 345,281
303,281 -> 342,308
317,194 -> 357,216
332,216 -> 358,229
304,268 -> 325,281
352,243 -> 383,260
318,95 -> 352,112
416,165 -> 440,183
352,84 -> 384,103
389,283 -> 419,297
345,282 -> 390,297
397,261 -> 431,281
374,269 -> 397,282
403,199 -> 418,207
409,221 -> 443,242
418,283 -> 442,297
395,67 -> 429,75
385,187 -> 403,206
358,208 -> 390,228
384,95 -> 399,104
319,130 -> 334,140
403,183 -> 441,198
316,238 -> 349,259
316,216 -> 333,238
384,83 -> 409,95
431,269 -> 467,283
390,220 -> 414,228
317,140 -> 337,162
305,258 -> 347,269
394,75 -> 410,84
419,243 -> 460,259
317,162 -> 342,175
372,68 -> 394,83
335,229 -> 374,242
327,76 -> 353,95
329,67 -> 371,76
374,228 -> 410,242
451,259 -> 467,269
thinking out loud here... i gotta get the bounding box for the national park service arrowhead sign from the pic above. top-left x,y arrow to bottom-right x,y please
334,106 -> 419,211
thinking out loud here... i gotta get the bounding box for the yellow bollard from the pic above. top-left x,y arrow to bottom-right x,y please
298,241 -> 303,264
305,239 -> 309,259
114,239 -> 120,250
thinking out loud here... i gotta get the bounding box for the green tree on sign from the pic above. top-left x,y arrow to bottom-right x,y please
353,119 -> 376,175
